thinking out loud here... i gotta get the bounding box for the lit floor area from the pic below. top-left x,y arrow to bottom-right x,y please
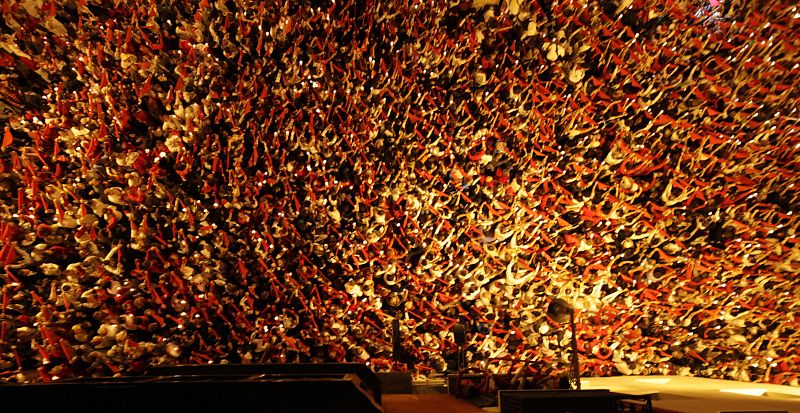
582,375 -> 800,413
385,375 -> 800,413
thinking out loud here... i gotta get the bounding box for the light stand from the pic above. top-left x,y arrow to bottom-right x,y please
392,317 -> 401,369
453,323 -> 466,371
547,298 -> 581,390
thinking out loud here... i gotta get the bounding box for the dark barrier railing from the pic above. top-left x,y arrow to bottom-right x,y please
499,389 -> 653,413
0,365 -> 383,413
146,362 -> 382,403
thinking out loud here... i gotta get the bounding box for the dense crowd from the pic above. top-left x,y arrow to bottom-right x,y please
0,0 -> 799,386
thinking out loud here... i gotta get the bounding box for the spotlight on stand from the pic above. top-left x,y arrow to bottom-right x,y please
547,298 -> 581,390
499,300 -> 652,412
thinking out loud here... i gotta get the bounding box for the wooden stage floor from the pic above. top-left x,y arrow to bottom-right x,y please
383,394 -> 487,413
